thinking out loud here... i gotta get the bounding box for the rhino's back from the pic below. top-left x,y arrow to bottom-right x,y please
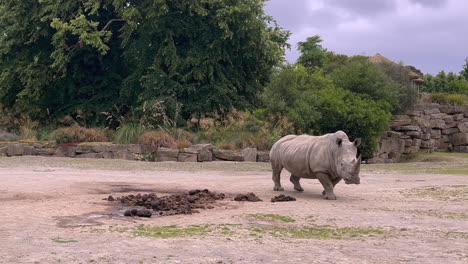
270,134 -> 333,177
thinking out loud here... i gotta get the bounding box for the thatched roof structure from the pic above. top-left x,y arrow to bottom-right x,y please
369,53 -> 424,83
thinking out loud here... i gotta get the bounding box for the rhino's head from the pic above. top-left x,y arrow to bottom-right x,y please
335,136 -> 361,185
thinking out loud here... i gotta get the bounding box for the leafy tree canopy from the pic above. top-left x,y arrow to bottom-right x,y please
0,0 -> 289,126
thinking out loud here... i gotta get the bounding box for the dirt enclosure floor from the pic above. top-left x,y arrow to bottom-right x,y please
0,154 -> 467,264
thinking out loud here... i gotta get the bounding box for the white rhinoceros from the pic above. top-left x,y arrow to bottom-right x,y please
269,131 -> 361,200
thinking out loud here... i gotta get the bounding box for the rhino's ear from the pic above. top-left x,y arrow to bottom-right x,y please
336,138 -> 343,146
354,138 -> 362,147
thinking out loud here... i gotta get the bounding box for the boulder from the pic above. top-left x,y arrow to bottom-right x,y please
0,147 -> 7,156
391,116 -> 412,127
212,149 -> 244,162
453,146 -> 468,153
420,140 -> 434,149
430,119 -> 445,129
423,108 -> 440,115
191,144 -> 213,162
457,122 -> 468,133
257,151 -> 270,162
430,129 -> 441,139
442,127 -> 459,135
75,144 -> 95,154
450,133 -> 468,146
430,113 -> 448,119
7,143 -> 24,156
128,144 -> 143,154
408,111 -> 422,117
404,139 -> 413,147
443,115 -> 454,124
178,147 -> 198,162
43,141 -> 58,148
405,131 -> 422,138
156,148 -> 179,162
55,146 -> 76,157
380,138 -> 405,153
403,146 -> 419,154
394,125 -> 421,131
412,138 -> 421,148
453,113 -> 464,121
35,148 -> 56,156
242,148 -> 257,162
76,153 -> 102,159
421,133 -> 431,140
387,131 -> 403,138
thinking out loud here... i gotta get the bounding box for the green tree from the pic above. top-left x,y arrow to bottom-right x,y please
315,87 -> 391,157
460,57 -> 468,81
261,65 -> 333,133
296,35 -> 329,70
330,57 -> 401,113
0,0 -> 289,127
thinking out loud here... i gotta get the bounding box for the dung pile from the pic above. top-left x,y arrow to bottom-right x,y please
271,194 -> 296,202
233,192 -> 262,202
115,189 -> 225,217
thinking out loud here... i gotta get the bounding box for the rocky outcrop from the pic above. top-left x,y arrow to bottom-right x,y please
369,104 -> 468,163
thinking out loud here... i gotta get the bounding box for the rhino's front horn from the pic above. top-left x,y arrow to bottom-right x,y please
354,155 -> 362,173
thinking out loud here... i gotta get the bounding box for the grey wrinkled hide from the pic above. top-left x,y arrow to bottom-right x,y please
269,131 -> 361,200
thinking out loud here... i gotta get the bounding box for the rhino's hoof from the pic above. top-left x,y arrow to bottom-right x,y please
323,193 -> 336,200
294,186 -> 304,192
273,186 -> 284,191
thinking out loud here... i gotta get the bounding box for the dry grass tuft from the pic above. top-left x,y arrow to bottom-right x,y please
137,130 -> 176,149
51,125 -> 108,143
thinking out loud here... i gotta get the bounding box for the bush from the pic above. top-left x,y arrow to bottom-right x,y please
430,93 -> 468,106
137,130 -> 176,149
0,131 -> 19,141
114,124 -> 146,144
175,138 -> 192,149
315,87 -> 392,157
51,125 -> 108,144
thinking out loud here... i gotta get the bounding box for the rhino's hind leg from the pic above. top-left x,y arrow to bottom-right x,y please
317,173 -> 336,200
322,178 -> 342,196
290,175 -> 304,192
272,164 -> 284,191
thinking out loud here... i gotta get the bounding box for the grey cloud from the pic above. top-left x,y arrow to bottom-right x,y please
328,0 -> 397,17
264,0 -> 310,30
409,0 -> 448,7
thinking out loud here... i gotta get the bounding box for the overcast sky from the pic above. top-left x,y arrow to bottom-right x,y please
265,0 -> 467,75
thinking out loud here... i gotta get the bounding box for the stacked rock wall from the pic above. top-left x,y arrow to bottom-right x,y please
0,141 -> 271,163
369,104 -> 468,163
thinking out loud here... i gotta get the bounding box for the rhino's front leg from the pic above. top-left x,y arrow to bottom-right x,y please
322,177 -> 342,196
290,175 -> 304,192
317,173 -> 336,200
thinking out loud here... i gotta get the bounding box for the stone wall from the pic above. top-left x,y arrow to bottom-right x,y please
0,141 -> 271,163
369,104 -> 468,163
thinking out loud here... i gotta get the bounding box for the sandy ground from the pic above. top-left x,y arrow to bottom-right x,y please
0,156 -> 467,264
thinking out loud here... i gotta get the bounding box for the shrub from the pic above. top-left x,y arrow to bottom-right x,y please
0,131 -> 19,141
315,87 -> 391,157
175,138 -> 192,149
114,124 -> 146,144
137,130 -> 176,149
51,125 -> 108,143
431,93 -> 468,106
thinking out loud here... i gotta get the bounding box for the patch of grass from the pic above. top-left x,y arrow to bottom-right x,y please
404,185 -> 468,201
247,213 -> 296,223
249,225 -> 386,240
367,207 -> 468,219
114,124 -> 145,144
51,125 -> 108,143
133,225 -> 211,238
51,237 -> 78,243
437,231 -> 468,239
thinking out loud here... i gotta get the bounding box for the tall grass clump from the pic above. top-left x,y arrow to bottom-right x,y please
430,93 -> 468,106
137,130 -> 176,149
113,124 -> 146,144
51,124 -> 108,143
